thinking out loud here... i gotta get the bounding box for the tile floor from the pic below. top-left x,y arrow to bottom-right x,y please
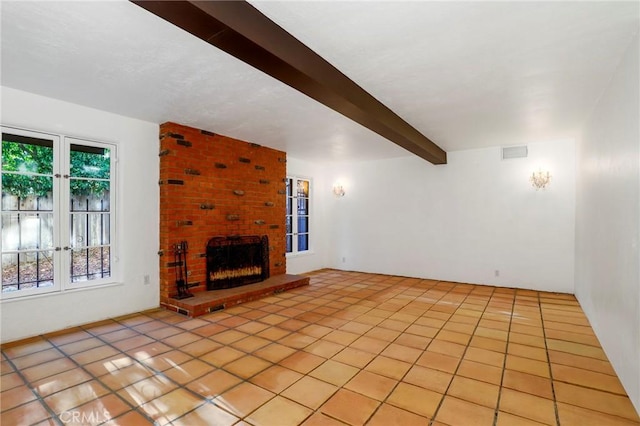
1,269 -> 639,425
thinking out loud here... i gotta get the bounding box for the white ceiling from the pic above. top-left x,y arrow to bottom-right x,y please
1,1 -> 638,163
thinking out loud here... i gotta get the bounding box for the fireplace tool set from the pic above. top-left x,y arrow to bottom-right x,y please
174,241 -> 194,299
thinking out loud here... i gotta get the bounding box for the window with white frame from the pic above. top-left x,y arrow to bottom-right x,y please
1,126 -> 116,299
286,176 -> 310,254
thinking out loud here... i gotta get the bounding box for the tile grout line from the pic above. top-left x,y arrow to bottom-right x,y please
354,278 -> 450,425
0,351 -> 64,425
3,271 -> 637,425
116,307 -> 305,425
265,276 -> 446,425
160,274 -> 387,424
99,312 -> 267,424
538,294 -> 562,426
286,276 -> 438,425
52,311 -> 253,424
492,289 -> 518,426
427,283 -> 500,426
244,280 -> 636,417
265,274 -> 413,425
107,305 -> 314,424
333,278 -> 495,424
47,322 -> 175,425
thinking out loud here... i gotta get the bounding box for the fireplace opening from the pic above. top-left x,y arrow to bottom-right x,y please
206,235 -> 269,290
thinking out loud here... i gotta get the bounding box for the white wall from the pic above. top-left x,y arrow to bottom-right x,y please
323,140 -> 576,293
575,32 -> 639,412
285,157 -> 329,275
0,87 -> 160,343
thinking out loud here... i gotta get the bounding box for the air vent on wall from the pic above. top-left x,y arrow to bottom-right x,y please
502,145 -> 528,160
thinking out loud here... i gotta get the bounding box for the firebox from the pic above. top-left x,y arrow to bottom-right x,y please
206,235 -> 269,290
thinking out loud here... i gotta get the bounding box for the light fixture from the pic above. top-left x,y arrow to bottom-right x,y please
333,185 -> 345,197
530,170 -> 551,190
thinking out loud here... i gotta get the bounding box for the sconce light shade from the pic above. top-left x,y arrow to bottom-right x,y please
333,185 -> 345,197
530,170 -> 551,190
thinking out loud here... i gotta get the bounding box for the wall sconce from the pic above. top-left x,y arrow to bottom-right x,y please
530,170 -> 551,190
333,185 -> 345,197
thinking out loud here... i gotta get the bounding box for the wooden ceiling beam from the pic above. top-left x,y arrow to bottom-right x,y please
132,0 -> 447,164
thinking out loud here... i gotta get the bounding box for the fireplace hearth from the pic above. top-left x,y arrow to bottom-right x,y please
206,235 -> 269,290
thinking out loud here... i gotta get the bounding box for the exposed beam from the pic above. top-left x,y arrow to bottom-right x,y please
132,0 -> 447,165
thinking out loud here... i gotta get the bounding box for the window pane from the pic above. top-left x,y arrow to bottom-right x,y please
297,198 -> 308,215
297,216 -> 308,233
70,213 -> 110,248
286,177 -> 311,256
2,253 -> 17,286
88,246 -> 109,276
70,180 -> 110,201
68,142 -> 112,285
0,192 -> 53,212
70,213 -> 86,248
70,144 -> 110,179
1,213 -> 18,251
37,252 -> 55,284
1,250 -> 54,292
296,180 -> 309,197
71,246 -> 110,282
286,235 -> 292,253
298,234 -> 308,251
2,135 -> 53,174
2,175 -> 53,200
286,178 -> 292,197
1,213 -> 54,250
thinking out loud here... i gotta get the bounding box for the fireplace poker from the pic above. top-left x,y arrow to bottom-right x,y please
181,241 -> 193,298
174,241 -> 193,299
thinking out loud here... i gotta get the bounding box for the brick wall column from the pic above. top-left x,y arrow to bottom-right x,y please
158,122 -> 287,304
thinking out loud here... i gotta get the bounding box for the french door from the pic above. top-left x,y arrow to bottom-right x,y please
1,126 -> 115,299
286,176 -> 310,254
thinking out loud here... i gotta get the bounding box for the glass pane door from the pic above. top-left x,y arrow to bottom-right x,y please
285,177 -> 310,254
67,141 -> 112,283
1,131 -> 58,295
296,179 -> 309,252
286,178 -> 293,253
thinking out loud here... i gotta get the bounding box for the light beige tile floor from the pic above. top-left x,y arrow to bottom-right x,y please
1,269 -> 639,425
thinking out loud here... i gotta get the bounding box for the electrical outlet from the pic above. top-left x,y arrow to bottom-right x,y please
342,257 -> 346,263
495,270 -> 500,277
143,274 -> 150,285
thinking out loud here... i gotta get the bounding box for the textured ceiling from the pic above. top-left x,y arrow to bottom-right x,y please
1,1 -> 638,163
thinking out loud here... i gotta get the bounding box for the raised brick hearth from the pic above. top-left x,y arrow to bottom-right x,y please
158,122 -> 303,316
161,274 -> 309,317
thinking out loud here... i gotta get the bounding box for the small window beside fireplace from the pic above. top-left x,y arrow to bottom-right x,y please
286,176 -> 310,254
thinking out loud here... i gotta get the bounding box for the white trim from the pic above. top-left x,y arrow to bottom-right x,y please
1,281 -> 124,303
286,249 -> 315,258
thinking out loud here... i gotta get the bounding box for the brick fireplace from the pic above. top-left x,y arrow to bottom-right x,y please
158,122 -> 289,313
